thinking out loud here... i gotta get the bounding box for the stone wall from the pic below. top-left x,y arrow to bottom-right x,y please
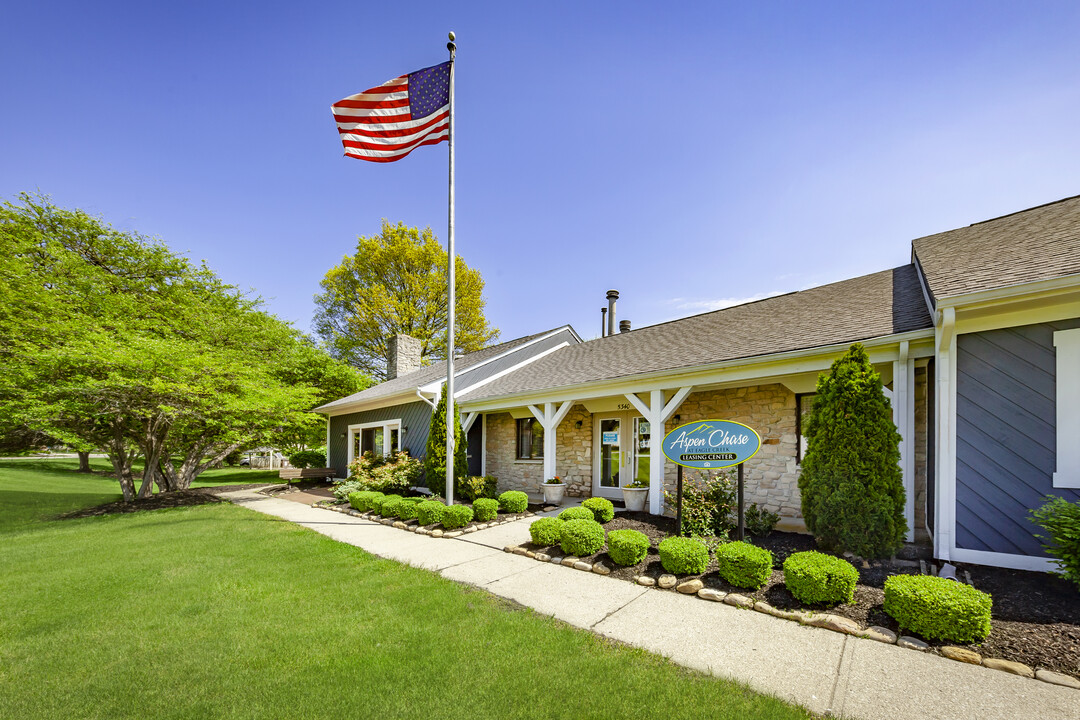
662,385 -> 804,532
913,364 -> 929,543
484,406 -> 593,496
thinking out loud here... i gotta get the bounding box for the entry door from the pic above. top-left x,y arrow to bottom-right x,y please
593,412 -> 651,499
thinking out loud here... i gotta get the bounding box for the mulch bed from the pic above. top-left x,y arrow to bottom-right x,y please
520,511 -> 1080,678
59,483 -> 277,518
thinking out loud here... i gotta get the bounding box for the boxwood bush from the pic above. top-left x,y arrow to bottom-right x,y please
396,496 -> 423,521
558,506 -> 594,522
378,495 -> 405,518
442,504 -> 474,530
498,490 -> 529,514
658,536 -> 709,574
783,551 -> 859,605
883,575 -> 992,643
529,517 -> 563,546
473,498 -> 499,522
607,529 -> 650,566
560,519 -> 606,557
416,500 -> 446,526
715,541 -> 773,589
582,497 -> 615,523
368,494 -> 390,515
349,490 -> 384,512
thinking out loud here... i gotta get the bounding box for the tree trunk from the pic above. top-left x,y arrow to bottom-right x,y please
136,413 -> 170,499
76,451 -> 91,473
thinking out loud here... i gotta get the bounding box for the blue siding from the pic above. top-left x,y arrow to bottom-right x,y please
327,401 -> 432,477
955,318 -> 1080,556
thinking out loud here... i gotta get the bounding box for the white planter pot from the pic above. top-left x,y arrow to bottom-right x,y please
622,487 -> 648,512
542,483 -> 566,504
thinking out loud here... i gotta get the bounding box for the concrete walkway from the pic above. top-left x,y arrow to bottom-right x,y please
221,490 -> 1078,720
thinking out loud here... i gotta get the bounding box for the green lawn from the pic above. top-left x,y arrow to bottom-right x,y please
0,461 -> 815,720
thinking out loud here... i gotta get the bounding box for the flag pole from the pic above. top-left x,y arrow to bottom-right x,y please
445,31 -> 457,505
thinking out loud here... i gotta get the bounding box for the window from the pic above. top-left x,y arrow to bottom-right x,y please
516,418 -> 544,460
796,393 -> 816,465
347,420 -> 402,465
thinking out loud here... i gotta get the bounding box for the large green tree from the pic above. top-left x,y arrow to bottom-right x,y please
312,220 -> 499,380
798,343 -> 907,557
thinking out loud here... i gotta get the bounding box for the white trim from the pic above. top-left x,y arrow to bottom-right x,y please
934,272 -> 1080,311
593,411 -> 634,500
461,412 -> 478,433
416,388 -> 438,409
325,417 -> 331,469
950,547 -> 1056,572
912,255 -> 938,319
894,342 -> 916,542
1053,328 -> 1080,488
480,413 -> 487,476
621,386 -> 693,514
345,419 -> 402,467
454,342 -> 569,398
933,309 -> 957,562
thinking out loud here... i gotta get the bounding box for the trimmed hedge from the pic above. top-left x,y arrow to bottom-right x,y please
658,536 -> 709,575
883,575 -> 992,643
529,517 -> 563,546
442,504 -> 474,530
783,551 -> 859,605
416,500 -> 446,526
582,497 -> 615,523
560,519 -> 606,557
369,494 -> 391,515
378,495 -> 405,518
715,541 -> 773,589
498,490 -> 529,514
473,498 -> 499,522
607,529 -> 650,566
558,507 -> 594,522
350,490 -> 384,512
397,497 -> 423,521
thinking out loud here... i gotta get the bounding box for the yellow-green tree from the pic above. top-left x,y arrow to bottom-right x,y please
313,220 -> 499,380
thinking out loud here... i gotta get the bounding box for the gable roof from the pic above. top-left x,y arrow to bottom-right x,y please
460,264 -> 933,403
314,326 -> 575,412
912,194 -> 1080,304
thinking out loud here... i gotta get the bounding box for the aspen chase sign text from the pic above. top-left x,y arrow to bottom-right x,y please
661,419 -> 762,469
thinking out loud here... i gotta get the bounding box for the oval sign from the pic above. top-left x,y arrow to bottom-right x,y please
662,419 -> 761,469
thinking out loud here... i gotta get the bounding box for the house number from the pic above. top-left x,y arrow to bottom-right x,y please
617,403 -> 631,410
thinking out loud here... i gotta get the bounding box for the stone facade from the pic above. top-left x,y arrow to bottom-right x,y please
661,385 -> 804,531
913,364 -> 929,543
484,406 -> 593,497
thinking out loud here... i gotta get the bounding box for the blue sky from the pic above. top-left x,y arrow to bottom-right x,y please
4,1 -> 1080,345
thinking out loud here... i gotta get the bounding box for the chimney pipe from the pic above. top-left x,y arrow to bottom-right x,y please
600,307 -> 607,337
620,320 -> 631,333
606,289 -> 619,337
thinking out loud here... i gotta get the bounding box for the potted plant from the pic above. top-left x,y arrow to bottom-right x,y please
621,479 -> 649,512
542,476 -> 565,504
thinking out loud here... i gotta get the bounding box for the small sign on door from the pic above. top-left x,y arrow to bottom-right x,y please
602,431 -> 619,445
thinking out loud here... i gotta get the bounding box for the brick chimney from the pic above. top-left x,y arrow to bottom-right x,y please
387,334 -> 422,380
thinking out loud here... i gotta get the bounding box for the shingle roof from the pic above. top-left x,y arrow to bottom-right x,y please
912,194 -> 1080,303
461,265 -> 933,403
315,328 -> 565,412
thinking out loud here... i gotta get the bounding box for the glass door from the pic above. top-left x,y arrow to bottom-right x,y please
593,412 -> 647,499
598,416 -> 622,495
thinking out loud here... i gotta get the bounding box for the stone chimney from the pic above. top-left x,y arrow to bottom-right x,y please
387,334 -> 422,380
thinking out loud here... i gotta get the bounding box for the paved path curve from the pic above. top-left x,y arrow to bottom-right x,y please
222,490 -> 1079,720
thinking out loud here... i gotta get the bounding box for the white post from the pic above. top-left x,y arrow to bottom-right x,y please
445,34 -> 457,504
624,387 -> 693,515
894,341 -> 915,542
529,401 -> 575,483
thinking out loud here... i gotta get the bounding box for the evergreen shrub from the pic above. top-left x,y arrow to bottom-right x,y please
378,495 -> 404,518
424,383 -> 468,494
559,519 -> 606,557
529,517 -> 563,546
783,551 -> 858,605
397,496 -> 423,520
498,490 -> 528,513
715,541 -> 773,589
457,475 -> 499,501
582,497 -> 615,523
658,536 -> 709,575
558,507 -> 593,522
1030,496 -> 1080,589
607,529 -> 650,566
442,504 -> 474,530
288,449 -> 326,469
745,503 -> 780,537
883,575 -> 992,643
472,498 -> 499,522
416,500 -> 446,526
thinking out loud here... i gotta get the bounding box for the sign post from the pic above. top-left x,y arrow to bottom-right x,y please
661,420 -> 761,541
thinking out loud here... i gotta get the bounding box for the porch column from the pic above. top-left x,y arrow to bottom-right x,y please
528,401 -> 575,482
893,341 -> 916,542
624,386 -> 693,515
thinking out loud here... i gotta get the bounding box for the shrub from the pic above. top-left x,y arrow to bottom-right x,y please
498,490 -> 528,514
883,575 -> 992,643
798,343 -> 906,558
397,497 -> 423,521
442,504 -> 474,530
425,383 -> 468,493
582,497 -> 615,523
560,519 -> 606,557
529,517 -> 563,546
473,498 -> 499,522
368,494 -> 390,514
347,491 -> 363,510
1030,496 -> 1080,589
663,469 -> 737,538
783,551 -> 859,605
416,500 -> 446,526
288,449 -> 326,469
658,536 -> 709,575
715,541 -> 773,589
607,529 -> 650,566
745,503 -> 780,537
332,479 -> 363,500
348,490 -> 383,511
457,475 -> 499,502
348,451 -> 422,494
379,495 -> 405,518
558,506 -> 594,522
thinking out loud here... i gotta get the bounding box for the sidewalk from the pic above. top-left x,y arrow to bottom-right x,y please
221,490 -> 1078,720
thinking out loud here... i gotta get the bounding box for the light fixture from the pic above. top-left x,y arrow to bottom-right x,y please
339,433 -> 347,439
574,420 -> 583,429
673,414 -> 681,422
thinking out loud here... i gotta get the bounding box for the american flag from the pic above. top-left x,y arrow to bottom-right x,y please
331,62 -> 451,163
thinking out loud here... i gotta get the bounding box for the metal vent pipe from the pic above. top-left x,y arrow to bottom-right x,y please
619,320 -> 631,333
606,289 -> 619,337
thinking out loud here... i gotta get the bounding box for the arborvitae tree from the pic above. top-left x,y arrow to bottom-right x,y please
798,343 -> 907,557
424,383 -> 467,497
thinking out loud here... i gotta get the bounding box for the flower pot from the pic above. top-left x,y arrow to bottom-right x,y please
622,487 -> 648,512
542,483 -> 566,504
